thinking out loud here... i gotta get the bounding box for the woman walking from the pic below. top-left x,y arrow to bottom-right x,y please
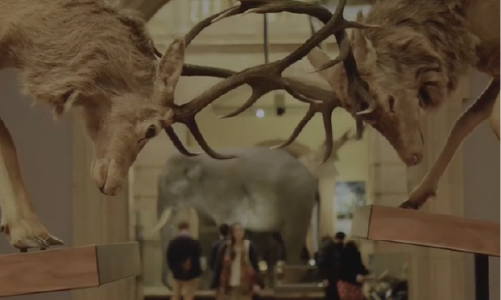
211,223 -> 263,300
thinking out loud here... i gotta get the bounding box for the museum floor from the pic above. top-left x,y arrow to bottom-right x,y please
144,290 -> 323,300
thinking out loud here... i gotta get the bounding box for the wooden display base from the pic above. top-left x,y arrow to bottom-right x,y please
352,204 -> 499,300
0,242 -> 141,297
351,205 -> 500,256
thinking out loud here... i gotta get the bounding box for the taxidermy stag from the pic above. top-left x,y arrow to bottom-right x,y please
0,0 -> 369,250
303,0 -> 500,209
150,147 -> 318,287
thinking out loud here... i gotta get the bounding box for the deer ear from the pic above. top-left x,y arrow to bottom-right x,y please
351,11 -> 377,64
154,37 -> 186,103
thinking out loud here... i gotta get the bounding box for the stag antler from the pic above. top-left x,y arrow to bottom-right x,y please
158,0 -> 374,160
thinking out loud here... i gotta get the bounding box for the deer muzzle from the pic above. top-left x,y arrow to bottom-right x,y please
371,118 -> 425,167
91,158 -> 127,196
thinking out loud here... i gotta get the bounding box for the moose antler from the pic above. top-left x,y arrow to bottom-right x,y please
158,0 -> 374,160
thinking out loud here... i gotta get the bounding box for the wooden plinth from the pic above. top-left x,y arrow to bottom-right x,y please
352,205 -> 500,256
0,242 -> 141,297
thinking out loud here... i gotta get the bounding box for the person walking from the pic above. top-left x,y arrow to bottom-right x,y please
317,232 -> 346,300
209,223 -> 230,271
166,221 -> 202,300
212,223 -> 263,300
337,241 -> 369,300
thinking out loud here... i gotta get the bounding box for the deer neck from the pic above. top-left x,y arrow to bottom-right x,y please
465,0 -> 500,76
362,0 -> 480,96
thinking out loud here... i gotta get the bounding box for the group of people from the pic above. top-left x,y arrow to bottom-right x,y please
166,221 -> 262,300
166,221 -> 368,300
317,232 -> 369,300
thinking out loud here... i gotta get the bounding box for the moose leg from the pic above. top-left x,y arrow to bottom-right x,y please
0,118 -> 63,249
281,220 -> 308,265
400,78 -> 500,209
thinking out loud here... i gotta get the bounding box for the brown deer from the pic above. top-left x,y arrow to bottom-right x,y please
303,0 -> 500,209
0,0 -> 369,250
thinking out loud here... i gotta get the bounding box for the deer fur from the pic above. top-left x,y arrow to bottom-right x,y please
0,0 -> 185,248
308,0 -> 499,208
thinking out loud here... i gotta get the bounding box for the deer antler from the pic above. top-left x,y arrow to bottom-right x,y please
152,58 -> 337,157
158,0 -> 373,160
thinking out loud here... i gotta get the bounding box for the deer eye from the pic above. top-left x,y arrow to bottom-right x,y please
145,125 -> 157,139
388,96 -> 395,112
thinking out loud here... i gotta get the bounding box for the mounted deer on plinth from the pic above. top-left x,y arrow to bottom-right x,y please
0,0 -> 367,250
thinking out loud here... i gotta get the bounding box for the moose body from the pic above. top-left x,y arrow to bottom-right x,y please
153,147 -> 318,286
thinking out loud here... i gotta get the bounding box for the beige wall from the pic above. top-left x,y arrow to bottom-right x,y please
463,71 -> 500,300
368,73 -> 471,300
0,70 -> 73,300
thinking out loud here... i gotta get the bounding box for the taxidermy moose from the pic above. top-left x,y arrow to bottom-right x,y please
0,0 -> 497,250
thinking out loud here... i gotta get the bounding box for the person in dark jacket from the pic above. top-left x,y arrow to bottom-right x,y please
316,232 -> 346,300
167,221 -> 202,300
337,241 -> 369,300
209,223 -> 230,271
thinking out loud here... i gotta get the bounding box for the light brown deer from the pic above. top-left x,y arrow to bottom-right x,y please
303,0 -> 500,209
0,0 -> 368,250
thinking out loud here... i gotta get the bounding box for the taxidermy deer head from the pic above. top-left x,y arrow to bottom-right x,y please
307,5 -> 480,166
2,1 -> 189,195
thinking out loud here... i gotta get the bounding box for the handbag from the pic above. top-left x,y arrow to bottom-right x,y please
337,280 -> 365,300
181,257 -> 192,271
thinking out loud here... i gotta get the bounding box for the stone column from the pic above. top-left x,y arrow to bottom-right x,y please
405,75 -> 469,300
368,75 -> 469,300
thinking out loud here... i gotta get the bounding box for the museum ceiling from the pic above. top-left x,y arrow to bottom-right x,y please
123,0 -> 375,22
